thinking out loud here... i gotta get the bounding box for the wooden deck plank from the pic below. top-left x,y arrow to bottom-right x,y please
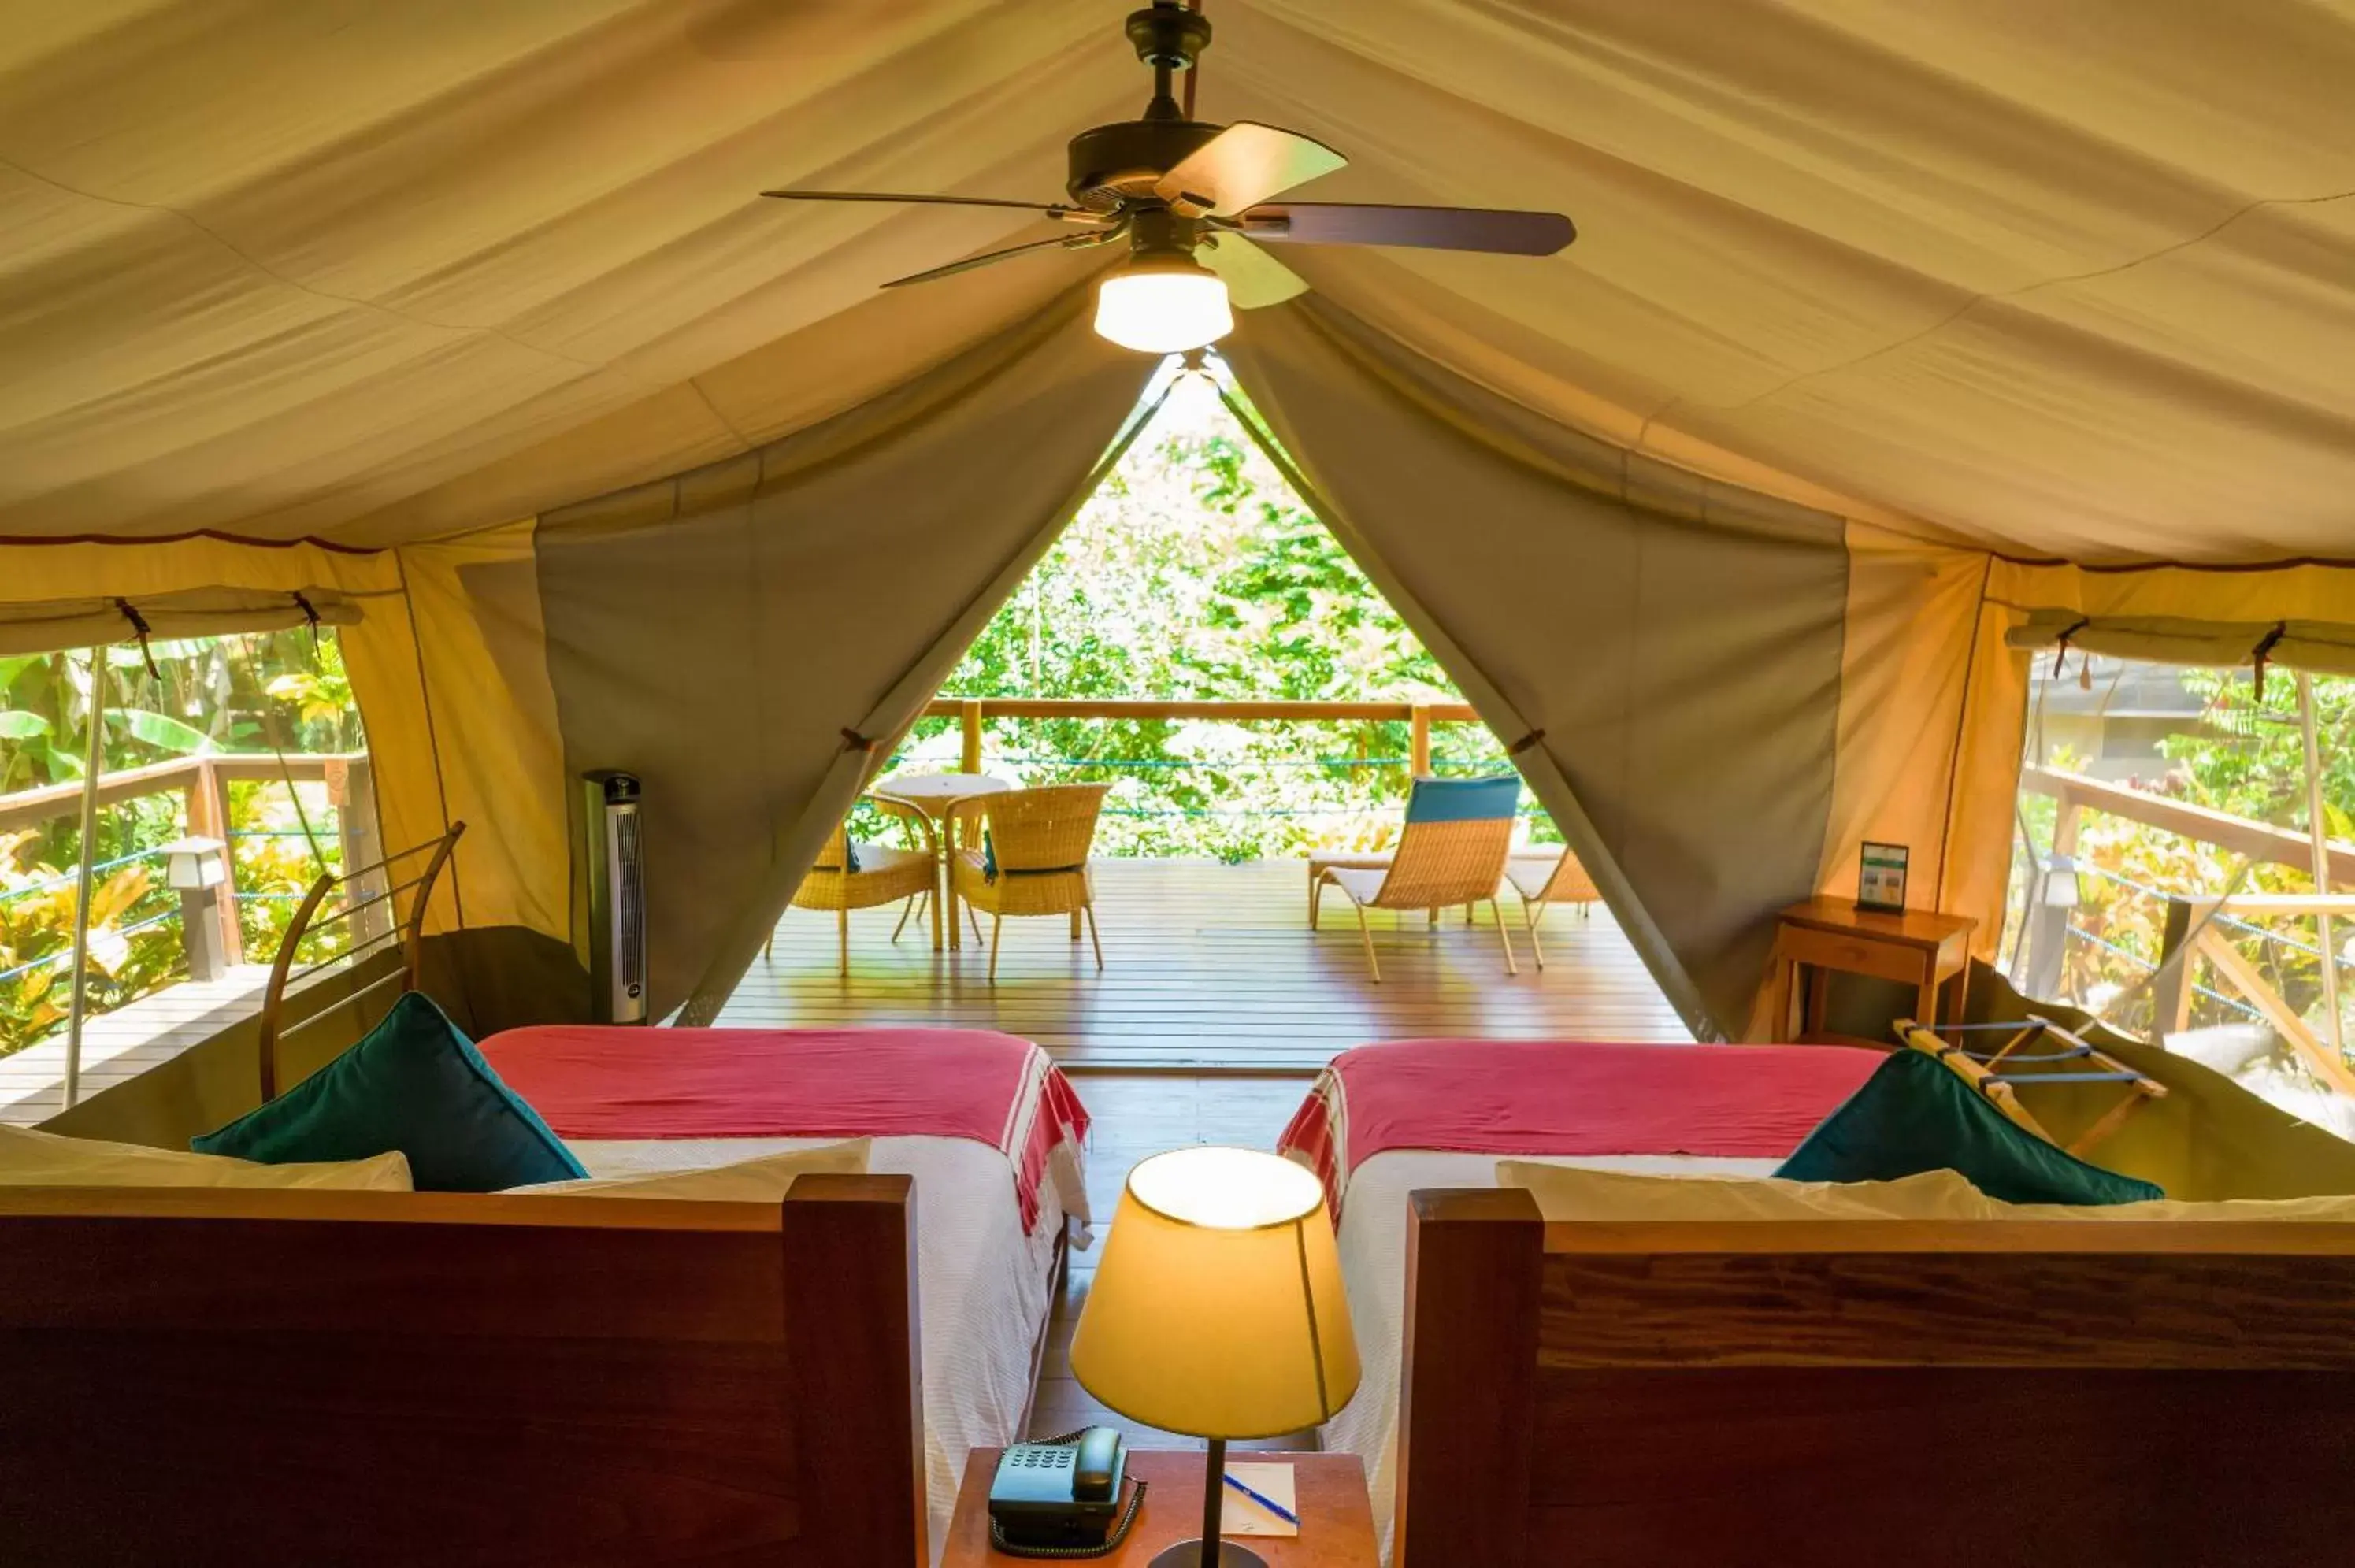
722,858 -> 1688,1070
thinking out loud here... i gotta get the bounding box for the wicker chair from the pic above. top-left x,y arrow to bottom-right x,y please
1311,774 -> 1522,982
1502,847 -> 1603,969
947,783 -> 1111,984
773,799 -> 936,977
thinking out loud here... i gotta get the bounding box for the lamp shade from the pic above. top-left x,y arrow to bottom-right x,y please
1093,260 -> 1233,354
1070,1147 -> 1359,1441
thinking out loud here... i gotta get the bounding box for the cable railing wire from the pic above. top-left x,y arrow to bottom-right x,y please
2061,921 -> 2262,1021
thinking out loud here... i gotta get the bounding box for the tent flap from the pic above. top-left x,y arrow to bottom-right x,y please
528,298 -> 1155,1019
1224,297 -> 1853,1040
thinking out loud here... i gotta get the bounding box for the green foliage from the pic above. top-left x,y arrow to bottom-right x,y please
919,381 -> 1544,861
0,631 -> 365,1057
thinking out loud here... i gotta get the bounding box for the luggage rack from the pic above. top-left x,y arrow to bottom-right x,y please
254,822 -> 465,1102
1895,1014 -> 2167,1159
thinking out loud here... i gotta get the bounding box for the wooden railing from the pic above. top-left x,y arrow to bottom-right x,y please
0,752 -> 377,973
917,697 -> 1485,777
2017,765 -> 2354,1077
2019,765 -> 2355,884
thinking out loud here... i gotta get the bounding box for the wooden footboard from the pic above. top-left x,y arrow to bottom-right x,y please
1399,1189 -> 2355,1566
0,1174 -> 924,1566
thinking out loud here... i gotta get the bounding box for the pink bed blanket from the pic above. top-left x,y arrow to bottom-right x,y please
1277,1038 -> 1882,1216
479,1025 -> 1090,1232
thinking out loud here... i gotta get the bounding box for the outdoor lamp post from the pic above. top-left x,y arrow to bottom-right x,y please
163,836 -> 229,983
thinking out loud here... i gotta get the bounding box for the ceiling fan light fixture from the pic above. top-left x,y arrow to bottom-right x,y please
1093,255 -> 1233,354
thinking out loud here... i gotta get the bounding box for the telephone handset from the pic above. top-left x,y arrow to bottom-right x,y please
986,1426 -> 1148,1558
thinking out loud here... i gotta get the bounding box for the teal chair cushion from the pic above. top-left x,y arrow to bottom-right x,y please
1775,1047 -> 2163,1205
193,992 -> 585,1192
1404,773 -> 1521,824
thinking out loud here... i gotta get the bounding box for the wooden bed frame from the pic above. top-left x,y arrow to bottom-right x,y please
1397,1189 -> 2355,1566
0,1173 -> 928,1565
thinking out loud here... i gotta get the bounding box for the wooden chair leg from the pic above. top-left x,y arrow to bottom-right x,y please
1489,898 -> 1518,976
765,927 -> 774,962
988,914 -> 1004,984
836,906 -> 849,978
1353,903 -> 1381,984
1308,867 -> 1323,929
1070,909 -> 1082,940
970,900 -> 985,944
892,891 -> 919,943
1520,895 -> 1546,969
1084,903 -> 1104,970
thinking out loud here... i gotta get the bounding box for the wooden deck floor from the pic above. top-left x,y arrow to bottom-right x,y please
721,858 -> 1689,1069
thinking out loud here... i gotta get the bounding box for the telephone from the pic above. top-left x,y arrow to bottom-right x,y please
986,1427 -> 1147,1558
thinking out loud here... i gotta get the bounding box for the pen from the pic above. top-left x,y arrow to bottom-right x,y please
1222,1470 -> 1300,1526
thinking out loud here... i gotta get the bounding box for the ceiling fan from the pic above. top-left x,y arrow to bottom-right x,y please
762,1 -> 1575,354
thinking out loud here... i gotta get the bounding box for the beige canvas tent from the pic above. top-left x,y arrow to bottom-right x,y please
5,0 -> 2355,1047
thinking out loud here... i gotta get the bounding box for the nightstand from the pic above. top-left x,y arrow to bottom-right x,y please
943,1448 -> 1378,1566
1769,895 -> 1975,1043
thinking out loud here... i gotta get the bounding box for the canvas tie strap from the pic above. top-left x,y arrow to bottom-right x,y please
1507,728 -> 1547,757
2250,621 -> 2287,703
2049,617 -> 2091,684
111,597 -> 161,680
838,726 -> 877,754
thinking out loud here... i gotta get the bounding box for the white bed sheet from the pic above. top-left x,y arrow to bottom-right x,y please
569,1134 -> 1082,1562
1322,1150 -> 1781,1564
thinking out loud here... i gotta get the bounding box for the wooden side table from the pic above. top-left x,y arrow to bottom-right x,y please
1769,897 -> 1976,1044
943,1448 -> 1378,1566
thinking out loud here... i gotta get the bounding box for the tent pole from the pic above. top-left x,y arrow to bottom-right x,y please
2296,673 -> 2343,1067
61,643 -> 109,1110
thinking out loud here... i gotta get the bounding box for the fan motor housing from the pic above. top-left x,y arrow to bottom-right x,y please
1066,119 -> 1223,209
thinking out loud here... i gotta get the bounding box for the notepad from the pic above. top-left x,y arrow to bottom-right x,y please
1222,1462 -> 1299,1538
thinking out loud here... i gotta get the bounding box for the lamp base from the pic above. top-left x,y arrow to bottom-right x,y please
1146,1544 -> 1267,1568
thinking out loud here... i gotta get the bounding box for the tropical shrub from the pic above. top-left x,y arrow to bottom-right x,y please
914,383 -> 1548,861
0,631 -> 364,1056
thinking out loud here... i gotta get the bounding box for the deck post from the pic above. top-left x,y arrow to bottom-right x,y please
2151,895 -> 2197,1040
959,699 -> 984,774
2019,797 -> 2079,1000
334,757 -> 389,953
1409,704 -> 1432,776
184,757 -> 246,969
2297,673 -> 2344,1065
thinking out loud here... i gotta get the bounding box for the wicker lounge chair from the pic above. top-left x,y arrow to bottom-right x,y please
1311,774 -> 1522,981
1502,847 -> 1603,969
771,799 -> 936,976
948,782 -> 1112,984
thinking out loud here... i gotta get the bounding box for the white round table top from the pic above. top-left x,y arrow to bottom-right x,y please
871,772 -> 1015,813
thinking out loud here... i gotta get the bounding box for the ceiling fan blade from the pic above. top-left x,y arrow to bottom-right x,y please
878,229 -> 1118,291
764,189 -> 1100,221
1232,202 -> 1575,255
1155,122 -> 1346,216
1195,232 -> 1310,310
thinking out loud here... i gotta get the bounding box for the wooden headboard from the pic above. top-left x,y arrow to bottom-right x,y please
1399,1189 -> 2355,1566
0,1173 -> 925,1566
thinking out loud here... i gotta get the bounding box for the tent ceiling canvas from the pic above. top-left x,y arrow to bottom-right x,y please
5,0 -> 2353,562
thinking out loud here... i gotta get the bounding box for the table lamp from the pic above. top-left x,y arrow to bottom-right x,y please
1070,1146 -> 1360,1567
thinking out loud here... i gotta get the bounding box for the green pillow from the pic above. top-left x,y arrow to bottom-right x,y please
193,992 -> 585,1192
1775,1047 -> 2164,1205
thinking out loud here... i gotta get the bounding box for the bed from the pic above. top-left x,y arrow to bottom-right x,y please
1274,1037 -> 1887,1554
477,1023 -> 1091,1555
1398,1198 -> 2355,1566
0,1174 -> 929,1564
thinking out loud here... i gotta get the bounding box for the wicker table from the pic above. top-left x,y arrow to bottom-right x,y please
870,772 -> 1014,951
